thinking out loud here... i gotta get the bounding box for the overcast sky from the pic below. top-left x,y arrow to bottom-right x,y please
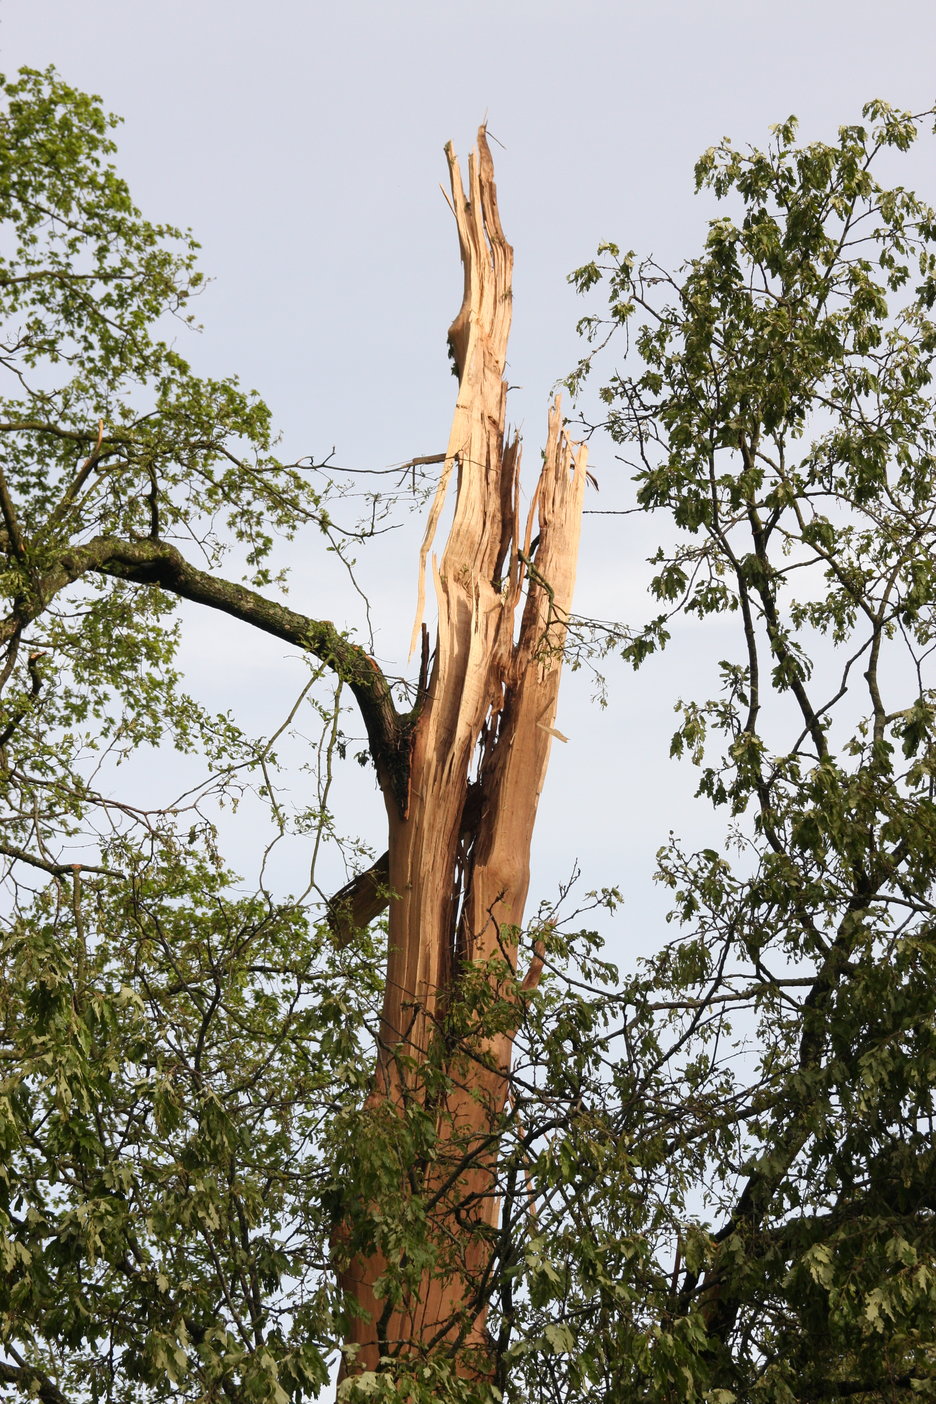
3,0 -> 935,964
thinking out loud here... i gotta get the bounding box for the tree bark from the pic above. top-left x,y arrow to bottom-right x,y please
337,129 -> 587,1384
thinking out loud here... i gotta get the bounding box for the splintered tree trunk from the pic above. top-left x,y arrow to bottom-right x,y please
338,130 -> 587,1383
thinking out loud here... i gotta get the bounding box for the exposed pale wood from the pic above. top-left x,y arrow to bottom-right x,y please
338,128 -> 587,1384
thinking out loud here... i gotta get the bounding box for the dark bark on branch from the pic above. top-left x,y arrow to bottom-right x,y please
0,842 -> 121,878
809,1374 -> 919,1399
89,537 -> 411,806
690,886 -> 885,1342
0,534 -> 414,816
0,1357 -> 71,1404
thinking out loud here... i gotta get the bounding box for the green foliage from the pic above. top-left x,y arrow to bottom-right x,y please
553,98 -> 936,1401
0,66 -> 323,568
0,66 -> 373,1403
0,65 -> 349,884
0,830 -> 388,1402
3,65 -> 936,1404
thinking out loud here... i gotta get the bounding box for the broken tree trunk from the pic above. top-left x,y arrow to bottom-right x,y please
337,129 -> 587,1385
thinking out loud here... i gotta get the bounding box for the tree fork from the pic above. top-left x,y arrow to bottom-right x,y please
337,130 -> 587,1384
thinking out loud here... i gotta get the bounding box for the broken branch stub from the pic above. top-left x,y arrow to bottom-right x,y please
338,128 -> 587,1381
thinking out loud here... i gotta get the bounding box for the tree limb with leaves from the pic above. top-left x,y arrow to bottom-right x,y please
557,98 -> 936,1402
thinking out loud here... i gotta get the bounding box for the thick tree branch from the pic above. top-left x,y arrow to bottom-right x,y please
0,533 -> 412,814
326,850 -> 390,945
0,418 -> 132,445
93,536 -> 413,810
0,842 -> 121,878
0,1356 -> 71,1404
816,1377 -> 920,1399
0,462 -> 26,560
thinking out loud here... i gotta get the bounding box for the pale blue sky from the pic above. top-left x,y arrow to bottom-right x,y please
3,0 -> 935,961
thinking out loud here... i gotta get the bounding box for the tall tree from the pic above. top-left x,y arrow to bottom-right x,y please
332,134 -> 586,1384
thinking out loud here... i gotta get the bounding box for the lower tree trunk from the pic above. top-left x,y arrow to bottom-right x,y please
337,131 -> 587,1386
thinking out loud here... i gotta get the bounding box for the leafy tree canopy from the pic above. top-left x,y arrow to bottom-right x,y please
564,99 -> 936,1401
0,66 -> 935,1404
